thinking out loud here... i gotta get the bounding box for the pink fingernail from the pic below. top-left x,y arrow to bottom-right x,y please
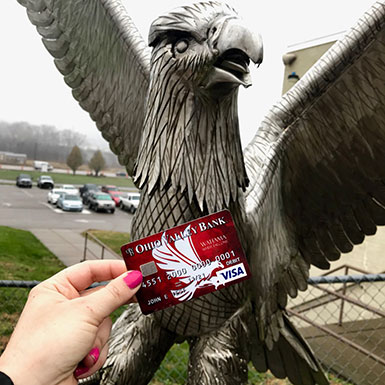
123,270 -> 142,289
89,347 -> 100,364
75,365 -> 89,378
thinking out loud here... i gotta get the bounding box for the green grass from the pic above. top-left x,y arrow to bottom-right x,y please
0,226 -> 65,280
0,169 -> 135,188
0,226 -> 65,351
84,229 -> 130,255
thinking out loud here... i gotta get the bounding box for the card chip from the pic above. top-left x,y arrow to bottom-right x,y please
140,261 -> 158,277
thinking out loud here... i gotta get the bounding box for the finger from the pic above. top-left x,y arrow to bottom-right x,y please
82,318 -> 111,368
76,342 -> 109,380
50,260 -> 128,292
82,270 -> 142,322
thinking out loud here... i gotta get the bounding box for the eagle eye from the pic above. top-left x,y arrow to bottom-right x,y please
175,39 -> 189,54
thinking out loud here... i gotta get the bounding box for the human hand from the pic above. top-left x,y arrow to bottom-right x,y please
0,260 -> 142,385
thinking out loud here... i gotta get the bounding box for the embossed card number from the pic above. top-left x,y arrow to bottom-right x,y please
121,210 -> 251,314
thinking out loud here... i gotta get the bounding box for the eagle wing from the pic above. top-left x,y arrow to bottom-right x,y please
17,0 -> 151,174
244,0 -> 385,350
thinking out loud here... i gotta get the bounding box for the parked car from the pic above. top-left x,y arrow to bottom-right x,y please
120,192 -> 140,213
37,175 -> 54,189
60,184 -> 79,195
16,174 -> 32,188
108,191 -> 124,207
79,183 -> 99,197
87,192 -> 116,213
101,185 -> 118,193
57,194 -> 83,212
47,188 -> 66,205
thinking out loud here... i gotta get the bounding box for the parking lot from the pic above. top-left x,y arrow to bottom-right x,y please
0,184 -> 133,232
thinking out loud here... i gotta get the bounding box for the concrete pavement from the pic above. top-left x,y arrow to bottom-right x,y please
30,228 -> 120,267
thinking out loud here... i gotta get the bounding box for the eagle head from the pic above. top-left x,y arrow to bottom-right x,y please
148,1 -> 263,98
135,2 -> 263,212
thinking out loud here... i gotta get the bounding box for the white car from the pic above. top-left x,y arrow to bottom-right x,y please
37,175 -> 54,189
61,184 -> 79,195
57,194 -> 83,212
47,188 -> 66,204
120,192 -> 140,213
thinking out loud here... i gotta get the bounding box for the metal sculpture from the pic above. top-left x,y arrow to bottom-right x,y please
16,0 -> 385,384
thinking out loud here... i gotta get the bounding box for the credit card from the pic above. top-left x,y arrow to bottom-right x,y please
121,209 -> 251,314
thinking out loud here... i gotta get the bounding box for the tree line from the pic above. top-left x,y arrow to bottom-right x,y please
67,146 -> 106,176
0,120 -> 120,168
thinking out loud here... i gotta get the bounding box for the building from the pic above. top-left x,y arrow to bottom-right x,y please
282,32 -> 345,94
0,151 -> 27,165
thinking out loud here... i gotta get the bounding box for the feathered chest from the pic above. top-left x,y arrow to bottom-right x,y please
131,184 -> 249,336
134,76 -> 248,213
130,49 -> 251,335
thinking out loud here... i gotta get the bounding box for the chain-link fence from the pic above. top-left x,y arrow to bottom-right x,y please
287,272 -> 385,385
1,274 -> 384,384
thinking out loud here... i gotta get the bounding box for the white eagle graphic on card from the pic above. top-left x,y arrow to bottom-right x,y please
152,225 -> 226,301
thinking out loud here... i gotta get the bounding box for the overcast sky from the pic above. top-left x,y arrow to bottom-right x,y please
0,0 -> 376,150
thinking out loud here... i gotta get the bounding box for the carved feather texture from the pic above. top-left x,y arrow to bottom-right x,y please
134,40 -> 248,213
94,304 -> 175,385
17,0 -> 151,174
250,309 -> 328,385
245,0 -> 385,341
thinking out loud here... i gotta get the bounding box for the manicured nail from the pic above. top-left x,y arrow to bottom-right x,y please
74,365 -> 89,378
88,347 -> 100,364
123,270 -> 143,289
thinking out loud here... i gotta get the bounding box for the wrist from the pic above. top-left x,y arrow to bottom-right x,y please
0,372 -> 14,385
0,354 -> 41,385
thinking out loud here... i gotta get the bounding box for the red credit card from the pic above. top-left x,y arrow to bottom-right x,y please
121,209 -> 251,315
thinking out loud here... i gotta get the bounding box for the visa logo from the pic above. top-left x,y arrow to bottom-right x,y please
219,263 -> 247,283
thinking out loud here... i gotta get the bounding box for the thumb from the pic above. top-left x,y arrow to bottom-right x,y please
85,270 -> 143,321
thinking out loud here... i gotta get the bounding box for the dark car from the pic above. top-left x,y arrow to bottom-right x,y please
80,184 -> 100,205
37,175 -> 54,189
79,183 -> 99,197
88,192 -> 116,213
16,174 -> 32,188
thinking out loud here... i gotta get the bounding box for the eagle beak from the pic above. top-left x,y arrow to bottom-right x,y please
202,19 -> 263,90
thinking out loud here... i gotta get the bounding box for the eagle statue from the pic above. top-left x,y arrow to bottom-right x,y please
16,0 -> 385,384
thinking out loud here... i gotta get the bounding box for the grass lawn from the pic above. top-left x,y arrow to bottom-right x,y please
84,229 -> 130,255
0,169 -> 135,188
0,226 -> 65,351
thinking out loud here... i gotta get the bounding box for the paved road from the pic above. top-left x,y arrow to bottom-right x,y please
0,184 -> 133,232
0,184 -> 132,265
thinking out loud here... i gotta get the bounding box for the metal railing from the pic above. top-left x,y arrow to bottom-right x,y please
81,231 -> 120,262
